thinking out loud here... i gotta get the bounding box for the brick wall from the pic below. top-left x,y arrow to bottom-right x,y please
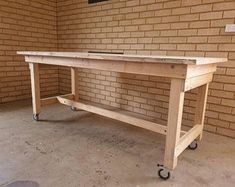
57,0 -> 235,138
0,0 -> 58,103
0,0 -> 234,138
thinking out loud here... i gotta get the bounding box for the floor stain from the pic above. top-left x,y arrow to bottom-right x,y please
35,147 -> 47,155
194,176 -> 209,186
101,134 -> 136,149
25,141 -> 31,146
25,141 -> 47,155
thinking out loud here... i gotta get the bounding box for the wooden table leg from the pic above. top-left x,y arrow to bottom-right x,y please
71,67 -> 79,111
29,63 -> 41,121
71,67 -> 79,100
164,78 -> 185,170
194,83 -> 209,140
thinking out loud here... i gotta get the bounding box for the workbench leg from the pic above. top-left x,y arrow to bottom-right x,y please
71,67 -> 79,111
194,83 -> 209,140
164,79 -> 185,170
29,63 -> 41,121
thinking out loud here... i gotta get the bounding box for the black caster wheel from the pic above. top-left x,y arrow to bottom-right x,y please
33,114 -> 39,121
188,140 -> 198,150
71,106 -> 78,111
158,168 -> 170,180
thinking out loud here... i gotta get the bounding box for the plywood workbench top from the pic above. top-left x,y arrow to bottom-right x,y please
17,51 -> 227,65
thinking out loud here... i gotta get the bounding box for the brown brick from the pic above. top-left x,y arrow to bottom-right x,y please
219,113 -> 235,122
140,11 -> 155,18
155,9 -> 171,17
162,16 -> 180,23
160,30 -> 178,36
213,2 -> 235,11
208,36 -> 232,43
211,18 -> 234,27
221,99 -> 235,107
207,95 -> 221,104
126,0 -> 139,7
219,44 -> 235,52
223,10 -> 235,18
200,11 -> 223,20
224,84 -> 235,92
204,124 -> 216,133
154,23 -> 170,30
140,0 -> 155,5
209,104 -> 232,113
169,37 -> 187,43
230,123 -> 235,130
160,44 -> 177,50
208,118 -> 230,128
198,28 -> 220,36
226,68 -> 235,76
217,127 -> 235,138
177,44 -> 196,51
211,90 -> 234,99
197,44 -> 218,51
229,52 -> 235,60
171,22 -> 189,29
172,7 -> 190,15
187,36 -> 207,43
180,14 -> 199,21
190,21 -> 210,28
191,4 -> 212,13
178,29 -> 197,36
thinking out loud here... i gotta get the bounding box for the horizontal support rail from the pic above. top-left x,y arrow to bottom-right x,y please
175,124 -> 202,157
57,97 -> 168,135
25,56 -> 187,79
41,94 -> 74,106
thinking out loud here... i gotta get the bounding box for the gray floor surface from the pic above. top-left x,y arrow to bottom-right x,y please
0,101 -> 234,187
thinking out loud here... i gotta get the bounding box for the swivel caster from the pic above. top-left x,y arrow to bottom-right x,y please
157,164 -> 171,180
188,140 -> 198,150
33,114 -> 39,121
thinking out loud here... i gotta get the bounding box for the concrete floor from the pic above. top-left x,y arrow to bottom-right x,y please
0,101 -> 234,187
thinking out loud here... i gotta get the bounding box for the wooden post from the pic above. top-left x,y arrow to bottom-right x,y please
194,83 -> 209,140
71,67 -> 79,101
29,63 -> 41,115
164,78 -> 185,170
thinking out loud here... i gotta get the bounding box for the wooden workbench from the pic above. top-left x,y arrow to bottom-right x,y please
18,51 -> 227,180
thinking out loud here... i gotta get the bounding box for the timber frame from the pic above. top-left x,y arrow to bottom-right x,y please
18,51 -> 227,178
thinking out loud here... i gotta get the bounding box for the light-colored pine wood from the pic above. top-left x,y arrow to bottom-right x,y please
184,73 -> 213,91
186,64 -> 217,78
164,79 -> 185,170
71,67 -> 79,101
17,51 -> 227,65
24,56 -> 187,79
41,94 -> 74,106
57,96 -> 168,135
175,124 -> 202,157
18,51 -> 226,174
29,63 -> 41,115
194,84 -> 209,140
